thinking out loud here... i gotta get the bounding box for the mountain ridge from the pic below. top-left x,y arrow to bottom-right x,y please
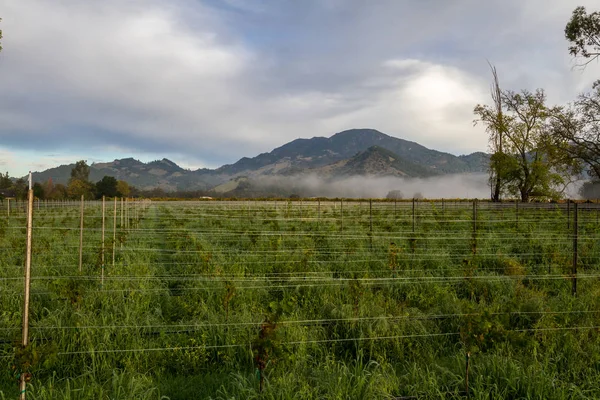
29,129 -> 489,192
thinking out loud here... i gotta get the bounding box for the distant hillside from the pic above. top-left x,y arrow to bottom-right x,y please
29,128 -> 490,193
31,158 -> 219,191
217,129 -> 488,176
315,146 -> 440,178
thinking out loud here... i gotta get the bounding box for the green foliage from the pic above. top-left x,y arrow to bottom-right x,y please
95,175 -> 118,198
475,89 -> 577,201
66,178 -> 94,200
0,200 -> 599,398
565,6 -> 600,66
70,160 -> 90,183
0,172 -> 10,189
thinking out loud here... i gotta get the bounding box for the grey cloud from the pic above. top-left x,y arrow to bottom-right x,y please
0,0 -> 598,172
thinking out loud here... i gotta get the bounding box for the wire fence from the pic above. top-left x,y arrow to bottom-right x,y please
1,198 -> 600,395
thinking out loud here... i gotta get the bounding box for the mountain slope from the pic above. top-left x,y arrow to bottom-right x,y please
31,158 -> 217,191
29,128 -> 490,192
218,129 -> 487,176
316,146 -> 440,178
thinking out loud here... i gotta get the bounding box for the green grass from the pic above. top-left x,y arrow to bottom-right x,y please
0,199 -> 599,399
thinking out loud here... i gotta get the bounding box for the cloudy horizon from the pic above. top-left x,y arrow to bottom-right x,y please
1,0 -> 599,176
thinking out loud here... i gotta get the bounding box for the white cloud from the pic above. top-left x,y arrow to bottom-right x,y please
0,0 -> 598,177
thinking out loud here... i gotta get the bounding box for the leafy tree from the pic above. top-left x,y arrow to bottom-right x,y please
550,83 -> 600,180
580,180 -> 600,199
70,160 -> 90,183
116,180 -> 130,197
32,182 -> 44,200
95,176 -> 118,198
51,184 -> 68,200
475,89 -> 577,202
13,178 -> 27,200
386,190 -> 403,200
67,179 -> 94,200
0,172 -> 11,189
565,6 -> 600,67
0,17 -> 3,52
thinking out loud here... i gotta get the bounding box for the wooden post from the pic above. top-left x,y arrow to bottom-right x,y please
394,199 -> 397,218
442,198 -> 445,217
472,199 -> 477,255
79,195 -> 84,272
369,199 -> 373,231
120,197 -> 124,229
19,174 -> 34,399
465,352 -> 471,399
412,198 -> 416,233
101,196 -> 105,287
113,197 -> 117,267
567,200 -> 571,230
515,200 -> 519,229
340,198 -> 344,232
318,199 -> 321,222
7,198 -> 10,218
572,202 -> 578,296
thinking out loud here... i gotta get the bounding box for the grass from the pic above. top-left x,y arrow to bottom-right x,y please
0,198 -> 599,399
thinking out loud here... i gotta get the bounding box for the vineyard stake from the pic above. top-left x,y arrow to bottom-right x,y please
567,200 -> 571,230
7,198 -> 9,218
340,198 -> 344,232
19,173 -> 34,400
412,198 -> 415,233
79,195 -> 84,272
572,202 -> 578,296
369,199 -> 373,233
101,196 -> 105,287
515,200 -> 519,229
318,199 -> 321,224
472,199 -> 477,255
113,197 -> 117,267
465,352 -> 471,399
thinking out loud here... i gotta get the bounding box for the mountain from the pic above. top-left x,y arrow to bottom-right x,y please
315,146 -> 440,178
217,129 -> 487,176
29,129 -> 490,193
31,158 -> 218,191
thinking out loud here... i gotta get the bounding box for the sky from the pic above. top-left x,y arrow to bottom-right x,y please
0,0 -> 599,177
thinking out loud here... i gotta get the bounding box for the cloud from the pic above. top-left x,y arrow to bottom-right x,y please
0,0 -> 599,177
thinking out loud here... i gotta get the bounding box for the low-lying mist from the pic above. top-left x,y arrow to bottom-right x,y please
252,173 -> 491,199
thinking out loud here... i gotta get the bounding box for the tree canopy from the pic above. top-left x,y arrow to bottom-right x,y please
565,6 -> 600,67
475,89 -> 577,202
70,160 -> 90,183
96,176 -> 118,198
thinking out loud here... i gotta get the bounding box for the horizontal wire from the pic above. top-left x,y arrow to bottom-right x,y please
0,309 -> 595,332
45,325 -> 600,356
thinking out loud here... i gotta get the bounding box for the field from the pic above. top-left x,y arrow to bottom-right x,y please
1,198 -> 600,399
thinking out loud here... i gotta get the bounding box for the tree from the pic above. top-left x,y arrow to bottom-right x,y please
475,89 -> 576,202
67,179 -> 94,200
0,172 -> 11,189
550,83 -> 600,180
32,182 -> 44,200
0,17 -> 3,52
13,178 -> 27,200
95,176 -> 118,198
474,63 -> 508,202
70,160 -> 90,183
116,180 -> 130,197
386,190 -> 403,200
565,6 -> 600,67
